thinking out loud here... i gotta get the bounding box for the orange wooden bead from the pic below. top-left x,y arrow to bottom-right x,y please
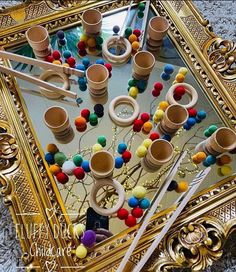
87,37 -> 96,48
74,116 -> 87,128
129,34 -> 138,43
219,155 -> 232,165
49,164 -> 61,175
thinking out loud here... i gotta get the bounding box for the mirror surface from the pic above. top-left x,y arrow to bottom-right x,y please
8,6 -> 236,237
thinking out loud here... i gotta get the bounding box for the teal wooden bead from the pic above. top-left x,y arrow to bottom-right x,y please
208,125 -> 218,134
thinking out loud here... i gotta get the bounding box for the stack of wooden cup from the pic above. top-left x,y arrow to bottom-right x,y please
132,51 -> 155,81
141,139 -> 174,172
26,25 -> 51,60
195,127 -> 236,156
157,104 -> 189,137
146,16 -> 169,52
86,64 -> 109,97
81,9 -> 102,55
44,106 -> 72,140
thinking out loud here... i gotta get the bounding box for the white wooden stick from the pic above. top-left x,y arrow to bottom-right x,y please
116,151 -> 187,272
0,50 -> 84,77
133,167 -> 211,272
0,65 -> 77,99
139,0 -> 150,49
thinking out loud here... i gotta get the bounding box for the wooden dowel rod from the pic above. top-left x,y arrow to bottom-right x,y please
0,50 -> 84,77
0,65 -> 77,99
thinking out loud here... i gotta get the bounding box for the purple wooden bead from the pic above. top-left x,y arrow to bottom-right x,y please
81,230 -> 96,248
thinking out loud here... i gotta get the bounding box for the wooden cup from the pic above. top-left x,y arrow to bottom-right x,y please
90,151 -> 115,179
141,139 -> 174,172
33,45 -> 52,59
158,104 -> 189,135
86,64 -> 109,96
26,25 -> 50,51
132,51 -> 155,77
81,9 -> 102,34
195,127 -> 236,156
44,106 -> 70,136
147,16 -> 169,41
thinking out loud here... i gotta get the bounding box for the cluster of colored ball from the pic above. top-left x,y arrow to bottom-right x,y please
192,152 -> 207,164
161,64 -> 174,81
77,33 -> 104,56
56,30 -> 67,46
124,27 -> 141,53
204,124 -> 218,138
173,85 -> 186,101
132,112 -> 152,134
115,142 -> 132,166
137,2 -> 145,19
216,154 -> 233,176
128,77 -> 148,98
172,67 -> 188,85
153,101 -> 169,123
74,224 -> 96,259
167,180 -> 189,193
183,109 -> 207,130
152,82 -> 163,97
92,135 -> 106,153
117,186 -> 150,227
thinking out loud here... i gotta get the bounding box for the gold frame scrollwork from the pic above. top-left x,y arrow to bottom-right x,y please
0,1 -> 235,271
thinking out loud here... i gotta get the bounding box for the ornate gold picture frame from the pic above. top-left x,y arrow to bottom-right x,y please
0,1 -> 235,271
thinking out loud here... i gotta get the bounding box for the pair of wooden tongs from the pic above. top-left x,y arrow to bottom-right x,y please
0,50 -> 84,99
117,151 -> 211,272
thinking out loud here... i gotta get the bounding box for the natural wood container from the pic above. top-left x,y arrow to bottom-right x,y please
132,51 -> 155,77
81,9 -> 102,35
26,25 -> 50,51
147,16 -> 169,41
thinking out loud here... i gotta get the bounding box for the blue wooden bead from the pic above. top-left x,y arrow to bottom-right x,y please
63,50 -> 71,59
79,85 -> 87,92
164,64 -> 174,75
195,116 -> 202,123
118,143 -> 127,154
162,134 -> 171,141
113,25 -> 120,34
115,157 -> 124,169
58,39 -> 66,46
197,110 -> 206,120
187,117 -> 196,127
161,72 -> 171,81
203,160 -> 210,167
45,153 -> 55,164
57,30 -> 65,39
96,59 -> 105,65
81,160 -> 90,172
136,79 -> 148,89
82,57 -> 90,68
183,123 -> 191,130
128,197 -> 139,208
139,198 -> 150,209
206,155 -> 216,165
76,64 -> 86,71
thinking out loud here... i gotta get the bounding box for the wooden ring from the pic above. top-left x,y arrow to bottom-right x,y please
39,70 -> 70,99
165,83 -> 198,109
108,95 -> 140,127
102,36 -> 132,65
90,178 -> 125,216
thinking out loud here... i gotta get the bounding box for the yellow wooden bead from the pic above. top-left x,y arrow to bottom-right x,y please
132,186 -> 146,199
132,41 -> 140,51
74,223 -> 85,237
142,139 -> 152,148
129,34 -> 138,43
176,181 -> 188,193
80,34 -> 88,42
178,67 -> 188,76
92,143 -> 103,152
220,165 -> 232,176
154,109 -> 164,121
143,121 -> 153,132
53,60 -> 61,65
62,63 -> 70,67
87,37 -> 96,48
175,73 -> 185,83
129,86 -> 139,98
192,155 -> 200,164
136,145 -> 147,158
75,245 -> 87,259
159,101 -> 169,111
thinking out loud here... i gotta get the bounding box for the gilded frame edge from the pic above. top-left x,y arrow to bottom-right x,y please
0,1 -> 235,271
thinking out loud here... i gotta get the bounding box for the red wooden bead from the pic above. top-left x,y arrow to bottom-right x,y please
80,109 -> 90,122
117,208 -> 129,220
149,132 -> 160,141
67,57 -> 76,67
173,93 -> 182,101
187,108 -> 197,117
152,89 -> 160,97
154,82 -> 163,91
133,119 -> 143,132
125,215 -> 137,227
56,172 -> 69,184
45,55 -> 54,62
78,41 -> 86,50
52,50 -> 61,60
140,112 -> 150,123
174,86 -> 185,96
131,207 -> 143,218
122,150 -> 132,163
104,63 -> 112,72
133,29 -> 141,37
73,167 -> 85,180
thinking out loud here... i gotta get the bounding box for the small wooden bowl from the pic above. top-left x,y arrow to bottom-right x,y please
147,16 -> 169,41
133,51 -> 155,76
81,9 -> 102,34
26,25 -> 50,51
86,64 -> 109,93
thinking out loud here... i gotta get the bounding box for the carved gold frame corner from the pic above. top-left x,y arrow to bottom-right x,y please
0,1 -> 235,271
